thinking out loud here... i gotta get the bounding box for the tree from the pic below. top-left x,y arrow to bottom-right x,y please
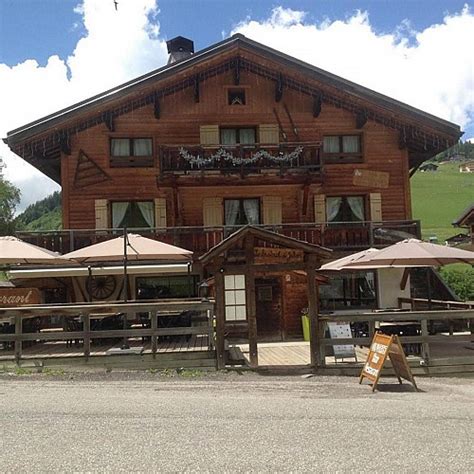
0,177 -> 21,235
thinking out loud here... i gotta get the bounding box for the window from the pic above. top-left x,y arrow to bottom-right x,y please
326,196 -> 365,223
320,271 -> 376,311
110,138 -> 153,167
323,135 -> 362,163
224,198 -> 260,226
136,276 -> 198,299
220,128 -> 256,145
111,201 -> 154,229
225,274 -> 247,321
228,89 -> 246,105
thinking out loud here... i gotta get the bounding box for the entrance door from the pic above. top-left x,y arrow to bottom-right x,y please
255,277 -> 282,340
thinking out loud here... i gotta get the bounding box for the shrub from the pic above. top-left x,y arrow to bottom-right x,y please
439,265 -> 474,301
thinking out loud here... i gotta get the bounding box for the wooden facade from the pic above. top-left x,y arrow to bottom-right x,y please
4,34 -> 463,352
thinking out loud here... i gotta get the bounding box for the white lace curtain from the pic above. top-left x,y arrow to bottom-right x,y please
112,202 -> 130,228
342,136 -> 360,153
347,196 -> 365,221
239,129 -> 256,145
111,139 -> 130,156
326,197 -> 343,222
243,199 -> 259,224
137,201 -> 154,227
323,136 -> 340,153
134,139 -> 152,156
225,200 -> 240,225
221,129 -> 237,145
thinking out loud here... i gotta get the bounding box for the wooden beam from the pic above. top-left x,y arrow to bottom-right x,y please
275,72 -> 283,102
398,130 -> 408,150
153,93 -> 160,119
312,95 -> 322,118
214,270 -> 226,369
193,75 -> 200,103
306,256 -> 321,368
245,235 -> 258,368
59,132 -> 71,155
14,314 -> 22,363
233,58 -> 240,85
104,111 -> 114,132
356,111 -> 368,129
400,268 -> 410,291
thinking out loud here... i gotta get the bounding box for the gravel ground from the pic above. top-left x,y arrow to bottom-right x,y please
0,371 -> 473,472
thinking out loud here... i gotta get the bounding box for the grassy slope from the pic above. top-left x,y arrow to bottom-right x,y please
411,162 -> 473,242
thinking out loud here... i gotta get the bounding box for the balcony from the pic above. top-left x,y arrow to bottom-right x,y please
158,142 -> 322,177
16,221 -> 421,257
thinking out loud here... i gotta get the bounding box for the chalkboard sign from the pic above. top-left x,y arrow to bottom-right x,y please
359,331 -> 418,392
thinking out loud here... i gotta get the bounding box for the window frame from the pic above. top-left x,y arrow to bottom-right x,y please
326,195 -> 367,224
219,127 -> 257,146
109,137 -> 154,168
322,134 -> 363,164
223,198 -> 261,226
110,200 -> 155,230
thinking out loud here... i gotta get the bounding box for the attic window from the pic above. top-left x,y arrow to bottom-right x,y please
228,89 -> 246,106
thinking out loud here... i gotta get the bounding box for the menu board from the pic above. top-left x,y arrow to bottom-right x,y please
327,322 -> 356,360
359,331 -> 418,392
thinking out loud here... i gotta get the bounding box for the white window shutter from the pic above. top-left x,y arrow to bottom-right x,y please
370,193 -> 383,222
200,125 -> 219,146
259,124 -> 279,144
95,199 -> 108,229
203,197 -> 223,226
154,198 -> 167,228
314,194 -> 326,224
262,196 -> 282,225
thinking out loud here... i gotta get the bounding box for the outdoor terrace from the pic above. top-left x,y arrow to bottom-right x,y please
16,220 -> 421,256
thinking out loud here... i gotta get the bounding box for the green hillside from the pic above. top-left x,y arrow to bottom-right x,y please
411,162 -> 473,242
15,191 -> 62,231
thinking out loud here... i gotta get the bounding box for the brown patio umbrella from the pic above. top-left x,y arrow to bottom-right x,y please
320,248 -> 380,271
0,236 -> 66,265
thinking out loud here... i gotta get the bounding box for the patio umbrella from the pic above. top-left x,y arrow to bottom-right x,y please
62,231 -> 193,349
320,248 -> 380,271
0,236 -> 66,265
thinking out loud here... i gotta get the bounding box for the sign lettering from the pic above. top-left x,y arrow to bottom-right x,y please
0,288 -> 41,307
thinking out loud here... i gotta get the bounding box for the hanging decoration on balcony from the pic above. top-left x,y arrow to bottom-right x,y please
178,146 -> 304,167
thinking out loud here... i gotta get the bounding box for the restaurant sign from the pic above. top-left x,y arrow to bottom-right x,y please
359,331 -> 418,392
0,288 -> 41,307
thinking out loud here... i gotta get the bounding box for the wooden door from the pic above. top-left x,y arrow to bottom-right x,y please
255,277 -> 282,340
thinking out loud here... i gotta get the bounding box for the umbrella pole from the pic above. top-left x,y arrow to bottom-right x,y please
87,266 -> 92,303
122,227 -> 130,349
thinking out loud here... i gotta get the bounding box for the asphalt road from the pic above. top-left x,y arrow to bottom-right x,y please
1,372 -> 473,472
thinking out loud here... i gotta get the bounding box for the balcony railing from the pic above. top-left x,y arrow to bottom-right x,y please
158,142 -> 322,176
16,221 -> 421,256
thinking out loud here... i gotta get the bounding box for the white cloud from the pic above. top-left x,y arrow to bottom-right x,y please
232,5 -> 474,132
0,0 -> 168,212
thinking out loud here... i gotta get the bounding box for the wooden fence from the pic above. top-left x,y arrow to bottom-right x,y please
0,299 -> 215,368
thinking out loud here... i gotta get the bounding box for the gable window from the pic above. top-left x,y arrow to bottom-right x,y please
228,89 -> 246,105
110,138 -> 153,167
326,196 -> 365,223
224,198 -> 260,226
220,128 -> 256,145
323,135 -> 362,163
111,201 -> 154,229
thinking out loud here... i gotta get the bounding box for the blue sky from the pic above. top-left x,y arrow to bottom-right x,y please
0,0 -> 473,210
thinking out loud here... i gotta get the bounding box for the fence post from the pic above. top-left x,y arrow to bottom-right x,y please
151,310 -> 157,358
14,314 -> 22,364
83,313 -> 91,360
420,318 -> 430,363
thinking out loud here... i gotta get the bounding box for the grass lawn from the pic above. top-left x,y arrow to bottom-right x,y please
411,162 -> 473,242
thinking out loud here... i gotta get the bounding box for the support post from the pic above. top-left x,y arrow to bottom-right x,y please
245,236 -> 258,368
215,269 -> 226,369
307,255 -> 321,368
151,310 -> 158,358
83,313 -> 91,360
14,314 -> 22,364
420,318 -> 430,363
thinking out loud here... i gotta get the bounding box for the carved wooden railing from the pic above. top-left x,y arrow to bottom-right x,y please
16,220 -> 421,255
158,142 -> 322,176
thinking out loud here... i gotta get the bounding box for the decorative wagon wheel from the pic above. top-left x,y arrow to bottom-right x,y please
87,275 -> 117,300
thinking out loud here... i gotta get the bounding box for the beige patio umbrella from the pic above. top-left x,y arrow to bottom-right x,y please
62,232 -> 193,349
0,236 -> 66,265
320,248 -> 380,271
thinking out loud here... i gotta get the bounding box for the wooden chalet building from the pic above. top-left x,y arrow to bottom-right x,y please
4,34 -> 462,348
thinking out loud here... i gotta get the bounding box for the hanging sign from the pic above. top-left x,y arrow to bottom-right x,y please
353,169 -> 390,188
0,288 -> 41,307
359,331 -> 418,392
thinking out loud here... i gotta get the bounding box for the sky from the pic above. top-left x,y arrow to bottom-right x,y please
0,0 -> 473,212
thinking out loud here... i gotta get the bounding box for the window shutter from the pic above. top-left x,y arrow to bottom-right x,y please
200,125 -> 219,146
314,194 -> 326,224
259,124 -> 279,144
154,198 -> 167,228
94,199 -> 108,229
203,197 -> 223,226
262,196 -> 282,225
370,193 -> 383,222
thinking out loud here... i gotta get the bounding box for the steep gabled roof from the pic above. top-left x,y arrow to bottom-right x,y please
453,203 -> 474,227
4,33 -> 462,182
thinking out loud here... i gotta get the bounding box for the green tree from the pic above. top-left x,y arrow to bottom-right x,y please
0,177 -> 21,235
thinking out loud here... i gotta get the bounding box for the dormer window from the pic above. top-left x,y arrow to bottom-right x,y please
323,135 -> 362,163
228,89 -> 246,105
220,128 -> 256,145
110,138 -> 153,167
